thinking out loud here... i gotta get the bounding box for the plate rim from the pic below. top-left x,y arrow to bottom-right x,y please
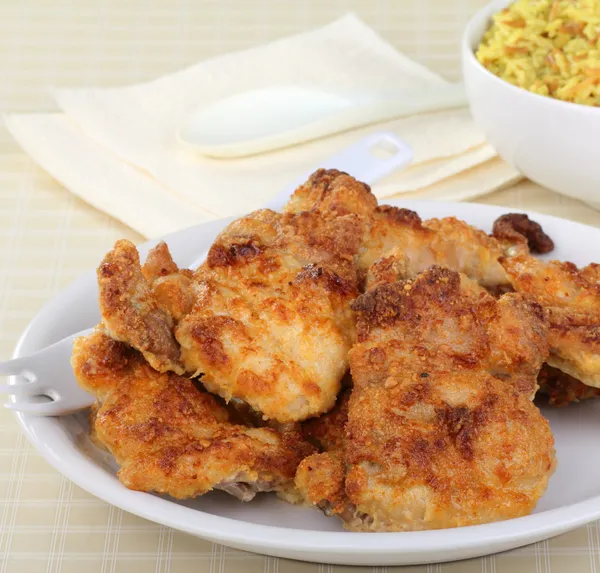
11,199 -> 600,565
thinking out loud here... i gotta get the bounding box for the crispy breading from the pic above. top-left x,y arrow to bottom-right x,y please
142,242 -> 196,322
97,203 -> 364,423
366,265 -> 548,396
283,168 -> 378,218
285,170 -> 411,286
175,208 -> 361,423
72,329 -> 314,501
94,169 -> 554,425
363,214 -> 511,292
302,388 -> 350,452
501,254 -> 600,388
286,170 -> 522,292
297,388 -> 352,518
295,452 -> 348,517
296,267 -> 555,531
97,240 -> 183,374
538,363 -> 600,407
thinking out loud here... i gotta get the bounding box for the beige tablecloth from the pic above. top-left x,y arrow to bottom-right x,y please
1,1 -> 599,571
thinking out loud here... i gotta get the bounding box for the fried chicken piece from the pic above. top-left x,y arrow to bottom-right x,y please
296,389 -> 352,519
72,329 -> 314,501
141,242 -> 196,322
283,168 -> 378,219
175,208 -> 361,423
95,169 -> 554,425
537,364 -> 600,407
296,381 -> 351,515
296,267 -> 555,531
97,200 -> 364,422
367,263 -> 548,394
501,254 -> 600,388
285,169 -> 526,292
284,170 -> 410,285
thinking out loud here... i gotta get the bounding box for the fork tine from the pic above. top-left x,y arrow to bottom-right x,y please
4,400 -> 62,415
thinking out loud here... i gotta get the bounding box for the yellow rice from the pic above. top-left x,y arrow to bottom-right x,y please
476,0 -> 600,106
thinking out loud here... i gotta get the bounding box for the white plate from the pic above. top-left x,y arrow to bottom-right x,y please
11,200 -> 600,566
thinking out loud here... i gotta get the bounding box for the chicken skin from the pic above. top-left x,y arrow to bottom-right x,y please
501,254 -> 600,389
72,329 -> 314,501
296,266 -> 555,531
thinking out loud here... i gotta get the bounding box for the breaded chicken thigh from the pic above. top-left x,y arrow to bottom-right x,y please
501,254 -> 600,388
97,205 -> 363,423
72,329 -> 314,501
296,266 -> 555,531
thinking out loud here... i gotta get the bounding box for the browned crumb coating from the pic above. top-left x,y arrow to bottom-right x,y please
296,267 -> 555,532
500,254 -> 600,389
72,329 -> 314,501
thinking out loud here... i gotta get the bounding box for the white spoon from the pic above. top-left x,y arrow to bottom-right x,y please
180,83 -> 467,158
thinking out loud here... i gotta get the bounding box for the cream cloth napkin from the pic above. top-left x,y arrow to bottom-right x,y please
4,14 -> 520,239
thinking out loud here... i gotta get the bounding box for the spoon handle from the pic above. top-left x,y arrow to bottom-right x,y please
308,83 -> 468,140
354,83 -> 467,122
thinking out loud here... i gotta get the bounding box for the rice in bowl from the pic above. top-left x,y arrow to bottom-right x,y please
476,0 -> 600,106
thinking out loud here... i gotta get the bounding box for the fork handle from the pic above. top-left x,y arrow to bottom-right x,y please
0,357 -> 30,377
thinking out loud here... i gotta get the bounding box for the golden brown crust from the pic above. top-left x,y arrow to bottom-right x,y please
501,254 -> 600,388
361,212 -> 511,293
95,175 -> 373,422
174,205 -> 363,423
141,241 -> 180,282
357,207 -> 429,285
295,452 -> 347,514
297,267 -> 555,532
361,210 -> 552,295
302,388 -> 350,452
73,329 -> 315,500
97,240 -> 183,373
141,242 -> 196,322
71,325 -> 139,401
284,168 -> 377,218
537,363 -> 600,407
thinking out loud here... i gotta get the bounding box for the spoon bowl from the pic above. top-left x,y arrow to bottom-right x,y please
180,84 -> 467,158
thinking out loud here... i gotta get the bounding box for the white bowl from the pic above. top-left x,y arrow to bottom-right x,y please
462,0 -> 600,209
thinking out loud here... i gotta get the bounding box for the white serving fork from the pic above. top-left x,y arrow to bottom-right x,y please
0,132 -> 412,416
0,328 -> 94,415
